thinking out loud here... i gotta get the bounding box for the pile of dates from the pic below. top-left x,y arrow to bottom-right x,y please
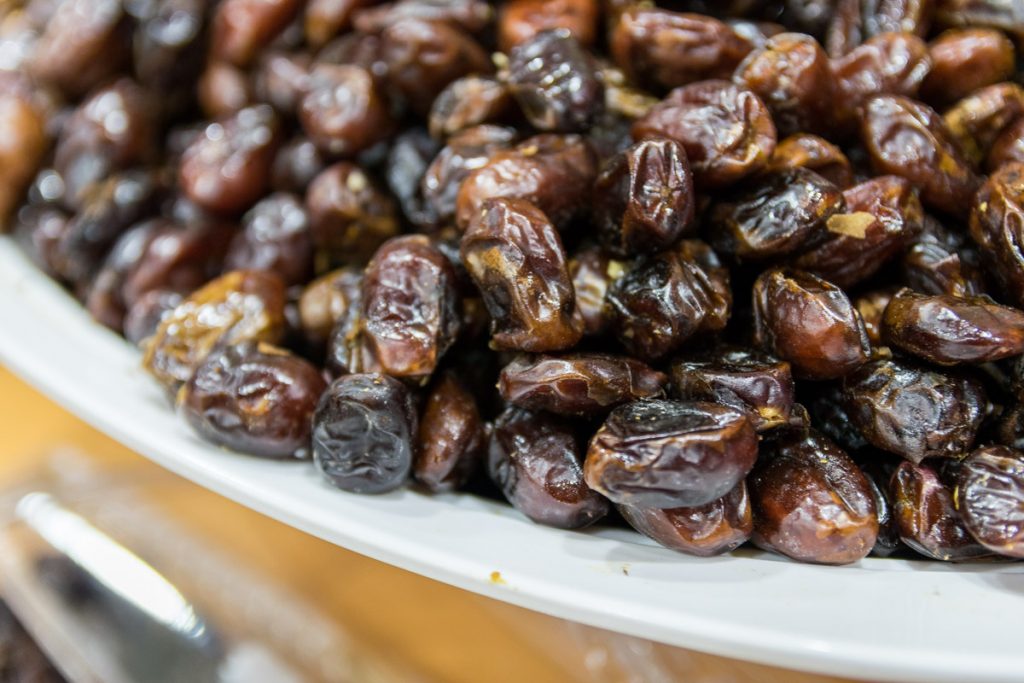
6,0 -> 1024,566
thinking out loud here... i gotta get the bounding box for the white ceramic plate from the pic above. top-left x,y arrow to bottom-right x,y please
2,236 -> 1023,683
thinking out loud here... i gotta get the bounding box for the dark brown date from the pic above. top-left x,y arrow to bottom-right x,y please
891,460 -> 991,561
143,270 -> 288,391
585,400 -> 758,509
921,29 -> 1014,105
211,0 -> 303,67
429,77 -> 514,141
943,83 -> 1024,169
568,245 -> 626,337
606,240 -> 731,361
633,80 -> 777,189
253,52 -> 312,116
592,138 -> 695,257
414,372 -> 485,493
749,430 -> 878,565
498,353 -> 666,416
826,0 -> 932,57
198,61 -> 254,119
304,0 -> 373,47
752,268 -> 870,380
861,95 -> 978,217
956,446 -> 1024,558
903,216 -> 984,297
460,198 -> 583,352
987,117 -> 1024,172
883,288 -> 1024,365
507,29 -> 604,133
272,137 -> 327,194
225,193 -> 313,287
179,105 -> 280,216
180,342 -> 326,459
299,64 -> 393,158
733,32 -> 836,138
842,359 -> 987,463
671,346 -> 795,432
361,236 -> 461,382
54,79 -> 157,209
618,482 -> 752,557
792,175 -> 924,288
832,31 -> 932,129
380,18 -> 492,116
455,134 -> 598,231
422,125 -> 518,228
489,407 -> 609,529
766,134 -> 853,189
298,267 -> 363,352
28,0 -> 130,97
707,168 -> 845,262
313,373 -> 418,494
306,162 -> 400,269
124,290 -> 184,347
610,8 -> 752,92
498,0 -> 598,52
970,163 -> 1024,308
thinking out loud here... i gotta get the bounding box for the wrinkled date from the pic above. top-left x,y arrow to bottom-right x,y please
507,29 -> 604,133
706,168 -> 845,262
970,163 -> 1024,308
903,216 -> 983,297
456,134 -> 597,231
882,288 -> 1024,365
633,80 -> 777,189
225,193 -> 313,287
611,7 -> 752,92
766,134 -> 853,188
956,446 -> 1024,559
607,240 -> 731,361
592,138 -> 695,257
299,64 -> 393,157
842,359 -> 987,463
143,270 -> 287,391
498,353 -> 666,416
361,236 -> 461,382
832,32 -> 931,129
943,83 -> 1024,169
429,78 -> 514,141
891,460 -> 991,561
618,482 -> 752,557
568,245 -> 626,337
498,0 -> 598,52
489,407 -> 609,529
584,400 -> 758,509
671,346 -> 795,432
861,95 -> 978,217
921,28 -> 1015,106
792,175 -> 924,288
752,268 -> 871,380
313,373 -> 418,494
180,342 -> 326,459
415,371 -> 485,493
461,198 -> 582,352
749,430 -> 878,565
298,267 -> 363,352
733,32 -> 836,137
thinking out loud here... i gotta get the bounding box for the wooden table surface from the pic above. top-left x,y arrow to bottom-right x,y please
0,365 -> 857,683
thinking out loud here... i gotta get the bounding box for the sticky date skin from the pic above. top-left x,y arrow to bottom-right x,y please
750,430 -> 878,565
584,400 -> 758,509
414,372 -> 485,493
313,373 -> 418,494
633,80 -> 777,189
488,407 -> 609,529
592,138 -> 695,258
499,353 -> 666,416
752,268 -> 870,380
882,288 -> 1024,365
891,460 -> 991,561
461,198 -> 582,352
180,342 -> 326,459
842,359 -> 987,464
970,163 -> 1024,308
671,346 -> 794,432
361,236 -> 461,381
618,482 -> 752,557
957,446 -> 1024,559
